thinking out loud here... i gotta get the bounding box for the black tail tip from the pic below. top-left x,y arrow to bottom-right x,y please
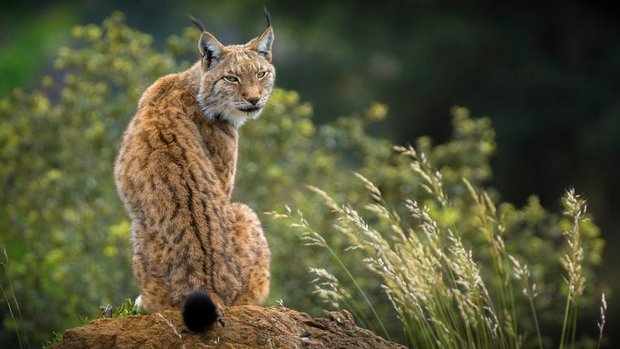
182,289 -> 219,332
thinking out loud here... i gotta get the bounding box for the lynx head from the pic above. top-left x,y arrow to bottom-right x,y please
192,11 -> 275,128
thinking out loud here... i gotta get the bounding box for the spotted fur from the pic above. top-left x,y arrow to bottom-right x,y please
114,16 -> 274,329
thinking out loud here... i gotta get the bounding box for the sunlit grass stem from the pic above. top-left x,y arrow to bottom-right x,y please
1,248 -> 29,349
278,207 -> 391,341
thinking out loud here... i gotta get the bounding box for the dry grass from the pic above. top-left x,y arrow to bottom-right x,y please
1,249 -> 29,349
274,144 -> 606,349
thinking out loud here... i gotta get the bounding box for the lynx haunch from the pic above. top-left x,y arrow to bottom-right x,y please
114,12 -> 274,332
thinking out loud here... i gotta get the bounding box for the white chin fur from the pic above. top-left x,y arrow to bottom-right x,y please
221,106 -> 263,128
200,103 -> 262,128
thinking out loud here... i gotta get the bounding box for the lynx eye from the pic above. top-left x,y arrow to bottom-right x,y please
257,71 -> 267,79
223,76 -> 239,83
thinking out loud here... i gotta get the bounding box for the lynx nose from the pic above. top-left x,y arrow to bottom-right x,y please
246,97 -> 260,105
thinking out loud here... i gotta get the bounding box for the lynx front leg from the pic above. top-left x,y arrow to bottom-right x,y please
227,203 -> 271,305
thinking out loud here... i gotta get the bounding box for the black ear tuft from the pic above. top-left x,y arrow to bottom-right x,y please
182,289 -> 220,332
263,7 -> 272,28
187,15 -> 206,32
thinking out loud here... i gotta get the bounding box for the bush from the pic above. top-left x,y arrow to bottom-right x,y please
0,12 -> 604,347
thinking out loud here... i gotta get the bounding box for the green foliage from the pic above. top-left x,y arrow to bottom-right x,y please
0,12 -> 175,346
41,331 -> 63,349
0,12 -> 604,348
79,315 -> 89,326
110,298 -> 140,318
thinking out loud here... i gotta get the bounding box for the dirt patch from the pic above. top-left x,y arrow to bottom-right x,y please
53,305 -> 405,348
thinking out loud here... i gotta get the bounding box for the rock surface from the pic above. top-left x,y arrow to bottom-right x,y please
53,305 -> 406,348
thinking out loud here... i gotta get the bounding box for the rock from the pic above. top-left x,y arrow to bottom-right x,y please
52,305 -> 406,348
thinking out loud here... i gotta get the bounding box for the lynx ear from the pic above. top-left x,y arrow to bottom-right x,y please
188,15 -> 224,69
247,9 -> 274,62
198,31 -> 224,69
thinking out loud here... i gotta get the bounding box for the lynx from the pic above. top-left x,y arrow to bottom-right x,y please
114,12 -> 274,332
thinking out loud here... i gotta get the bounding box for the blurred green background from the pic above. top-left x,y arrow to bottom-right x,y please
0,0 -> 618,347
